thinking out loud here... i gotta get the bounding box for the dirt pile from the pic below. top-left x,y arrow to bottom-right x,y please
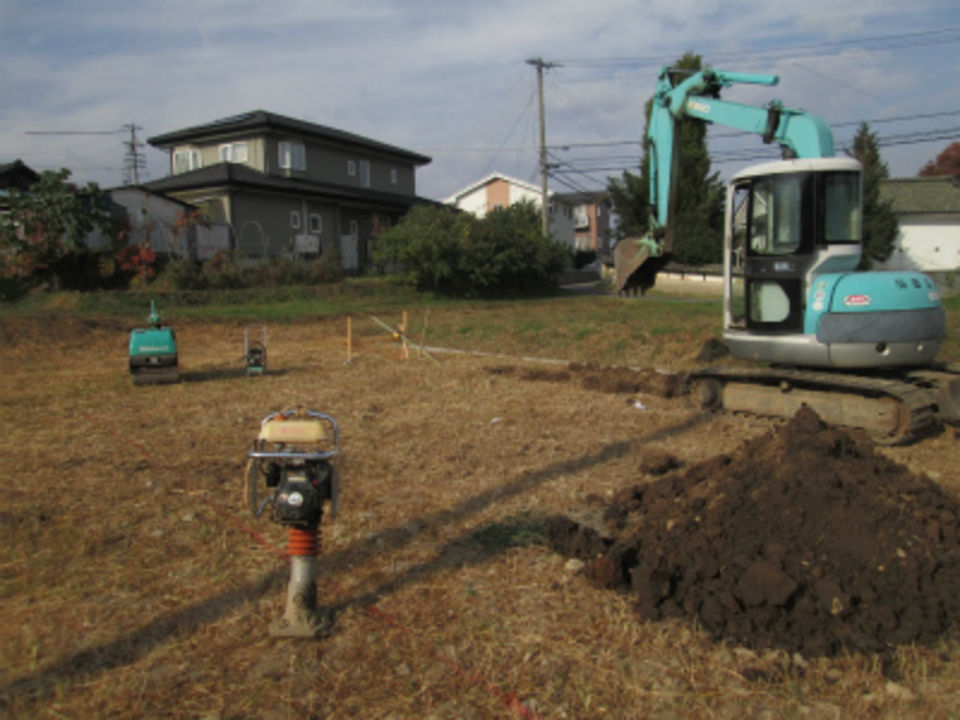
488,362 -> 684,398
547,407 -> 960,657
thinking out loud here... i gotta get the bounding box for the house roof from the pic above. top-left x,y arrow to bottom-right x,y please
141,162 -> 439,211
555,190 -> 608,206
445,172 -> 562,204
0,159 -> 40,191
107,185 -> 194,208
880,176 -> 960,215
147,110 -> 431,166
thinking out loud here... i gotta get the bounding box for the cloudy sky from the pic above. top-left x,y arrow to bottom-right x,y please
2,1 -> 959,200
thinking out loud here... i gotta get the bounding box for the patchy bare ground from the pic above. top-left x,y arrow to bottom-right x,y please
1,311 -> 959,719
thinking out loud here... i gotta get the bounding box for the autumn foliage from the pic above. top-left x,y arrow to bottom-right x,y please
919,141 -> 960,177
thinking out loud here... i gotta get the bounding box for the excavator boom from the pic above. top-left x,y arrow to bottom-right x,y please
616,67 -> 832,291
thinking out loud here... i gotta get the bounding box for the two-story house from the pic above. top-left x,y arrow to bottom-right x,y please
444,172 -> 576,247
144,111 -> 433,271
555,191 -> 611,256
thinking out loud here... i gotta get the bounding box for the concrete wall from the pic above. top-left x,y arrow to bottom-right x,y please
875,218 -> 960,274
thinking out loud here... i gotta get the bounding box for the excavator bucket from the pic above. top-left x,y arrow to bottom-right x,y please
614,238 -> 651,292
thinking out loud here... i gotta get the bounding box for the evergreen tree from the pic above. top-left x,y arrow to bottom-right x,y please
607,52 -> 725,266
848,122 -> 898,266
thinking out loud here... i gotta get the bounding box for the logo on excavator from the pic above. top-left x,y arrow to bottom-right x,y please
843,294 -> 872,307
687,100 -> 711,114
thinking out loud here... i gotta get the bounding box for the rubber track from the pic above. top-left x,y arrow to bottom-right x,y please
687,366 -> 941,445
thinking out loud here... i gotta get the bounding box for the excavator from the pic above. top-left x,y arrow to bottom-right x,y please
615,66 -> 959,444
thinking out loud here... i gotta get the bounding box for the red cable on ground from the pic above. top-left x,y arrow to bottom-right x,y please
365,606 -> 544,720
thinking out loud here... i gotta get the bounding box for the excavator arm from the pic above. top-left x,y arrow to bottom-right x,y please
615,66 -> 835,291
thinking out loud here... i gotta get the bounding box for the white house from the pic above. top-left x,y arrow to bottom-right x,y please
444,172 -> 577,248
878,177 -> 960,275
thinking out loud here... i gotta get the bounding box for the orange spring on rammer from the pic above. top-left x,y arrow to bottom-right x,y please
287,527 -> 320,556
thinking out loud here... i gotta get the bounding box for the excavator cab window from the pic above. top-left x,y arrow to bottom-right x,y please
739,172 -> 815,332
748,175 -> 808,257
823,172 -> 862,244
728,184 -> 750,328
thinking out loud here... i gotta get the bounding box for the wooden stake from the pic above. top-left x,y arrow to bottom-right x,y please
346,317 -> 352,364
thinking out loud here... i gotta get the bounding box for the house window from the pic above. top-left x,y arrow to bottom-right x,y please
348,160 -> 356,176
173,149 -> 201,174
596,204 -> 603,218
390,168 -> 398,184
219,142 -> 248,163
359,160 -> 371,188
290,211 -> 301,230
309,213 -> 322,234
279,141 -> 306,171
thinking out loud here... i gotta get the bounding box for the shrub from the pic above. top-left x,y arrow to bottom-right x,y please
373,201 -> 569,297
307,254 -> 344,284
200,250 -> 245,290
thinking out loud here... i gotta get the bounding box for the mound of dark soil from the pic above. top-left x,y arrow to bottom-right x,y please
547,407 -> 960,657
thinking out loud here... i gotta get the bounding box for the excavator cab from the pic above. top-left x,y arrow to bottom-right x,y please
728,159 -> 862,330
722,157 -> 943,369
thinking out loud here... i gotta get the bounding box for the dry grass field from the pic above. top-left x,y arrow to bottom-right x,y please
1,287 -> 959,719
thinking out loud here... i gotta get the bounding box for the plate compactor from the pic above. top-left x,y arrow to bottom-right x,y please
129,301 -> 179,385
245,407 -> 340,637
244,325 -> 267,375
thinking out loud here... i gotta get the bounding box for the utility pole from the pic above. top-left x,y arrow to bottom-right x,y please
123,124 -> 145,186
526,57 -> 559,237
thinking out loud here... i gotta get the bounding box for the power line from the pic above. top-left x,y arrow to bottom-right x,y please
479,87 -> 538,179
23,125 -> 145,185
552,27 -> 960,69
24,130 -> 121,136
547,150 -> 606,192
423,106 -> 960,157
550,126 -> 960,179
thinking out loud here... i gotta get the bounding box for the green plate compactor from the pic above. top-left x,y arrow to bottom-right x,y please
129,301 -> 179,385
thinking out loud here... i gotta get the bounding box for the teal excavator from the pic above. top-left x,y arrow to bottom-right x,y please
616,67 -> 959,443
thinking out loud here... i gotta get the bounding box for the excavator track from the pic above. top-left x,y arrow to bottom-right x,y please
684,365 -> 951,446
